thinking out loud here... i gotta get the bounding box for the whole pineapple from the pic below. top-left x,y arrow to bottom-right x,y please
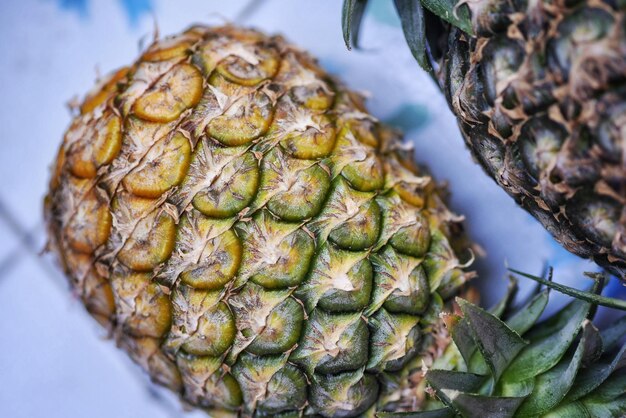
45,24 -> 626,417
344,0 -> 626,278
45,25 -> 474,416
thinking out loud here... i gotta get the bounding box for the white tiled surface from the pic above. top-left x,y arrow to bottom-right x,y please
0,1 -> 621,417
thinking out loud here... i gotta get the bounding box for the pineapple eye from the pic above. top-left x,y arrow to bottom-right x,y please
258,148 -> 331,221
231,353 -> 307,415
141,39 -> 194,62
174,217 -> 242,290
67,111 -> 122,179
290,310 -> 369,375
229,283 -> 305,356
479,36 -> 524,106
389,212 -> 431,258
133,63 -> 204,123
248,227 -> 315,289
192,151 -> 260,218
81,67 -> 130,114
122,132 -> 191,198
567,192 -> 620,247
367,309 -> 421,372
383,264 -> 430,315
207,90 -> 274,146
295,243 -> 373,313
331,127 -> 385,192
278,109 -> 338,159
308,370 -> 379,417
65,181 -> 112,254
111,272 -> 171,338
216,43 -> 281,87
234,211 -> 315,289
176,354 -> 243,410
329,199 -> 381,250
117,207 -> 177,271
167,286 -> 236,357
518,116 -> 566,178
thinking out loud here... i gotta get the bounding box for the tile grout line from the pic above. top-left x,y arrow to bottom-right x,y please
0,198 -> 65,286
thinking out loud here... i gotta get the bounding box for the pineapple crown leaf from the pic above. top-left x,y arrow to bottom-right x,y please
392,0 -> 433,74
424,277 -> 626,418
456,298 -> 527,382
419,0 -> 473,35
341,0 -> 369,50
509,268 -> 626,311
377,408 -> 454,417
341,0 -> 474,71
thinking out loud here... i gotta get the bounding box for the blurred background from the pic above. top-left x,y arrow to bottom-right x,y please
0,1 -> 623,417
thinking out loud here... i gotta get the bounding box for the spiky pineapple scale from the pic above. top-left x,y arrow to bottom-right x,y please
45,25 -> 471,417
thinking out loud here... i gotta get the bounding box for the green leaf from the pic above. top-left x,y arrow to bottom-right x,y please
600,315 -> 626,352
420,0 -> 473,34
565,344 -> 626,402
582,369 -> 626,403
392,0 -> 433,73
436,390 -> 526,418
505,290 -> 549,336
449,315 -> 477,368
427,369 -> 486,393
541,402 -> 588,417
377,409 -> 454,418
341,0 -> 369,50
489,277 -> 518,318
510,269 -> 626,311
582,396 -> 626,417
502,299 -> 590,382
457,298 -> 527,382
514,321 -> 601,416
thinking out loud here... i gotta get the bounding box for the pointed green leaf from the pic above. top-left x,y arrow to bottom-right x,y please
449,315 -> 477,369
541,402 -> 587,417
393,0 -> 433,73
581,396 -> 626,417
503,299 -> 590,382
564,344 -> 626,402
437,390 -> 525,418
457,298 -> 527,382
499,377 -> 534,398
514,321 -> 601,416
600,315 -> 626,352
377,409 -> 454,418
342,0 -> 369,50
582,369 -> 626,403
505,290 -> 549,336
420,0 -> 473,34
427,369 -> 485,393
510,269 -> 626,311
489,277 -> 518,318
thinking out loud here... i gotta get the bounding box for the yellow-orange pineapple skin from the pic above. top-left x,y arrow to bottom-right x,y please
45,25 -> 472,417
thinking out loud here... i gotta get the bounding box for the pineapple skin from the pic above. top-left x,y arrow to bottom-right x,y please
433,0 -> 626,277
45,25 -> 472,417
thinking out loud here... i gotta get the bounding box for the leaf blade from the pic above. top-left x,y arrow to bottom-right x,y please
341,0 -> 368,50
420,0 -> 473,34
393,0 -> 433,73
457,298 -> 527,382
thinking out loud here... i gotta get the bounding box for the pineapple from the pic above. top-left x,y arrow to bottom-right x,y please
343,0 -> 626,278
45,25 -> 626,417
45,25 -> 474,417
